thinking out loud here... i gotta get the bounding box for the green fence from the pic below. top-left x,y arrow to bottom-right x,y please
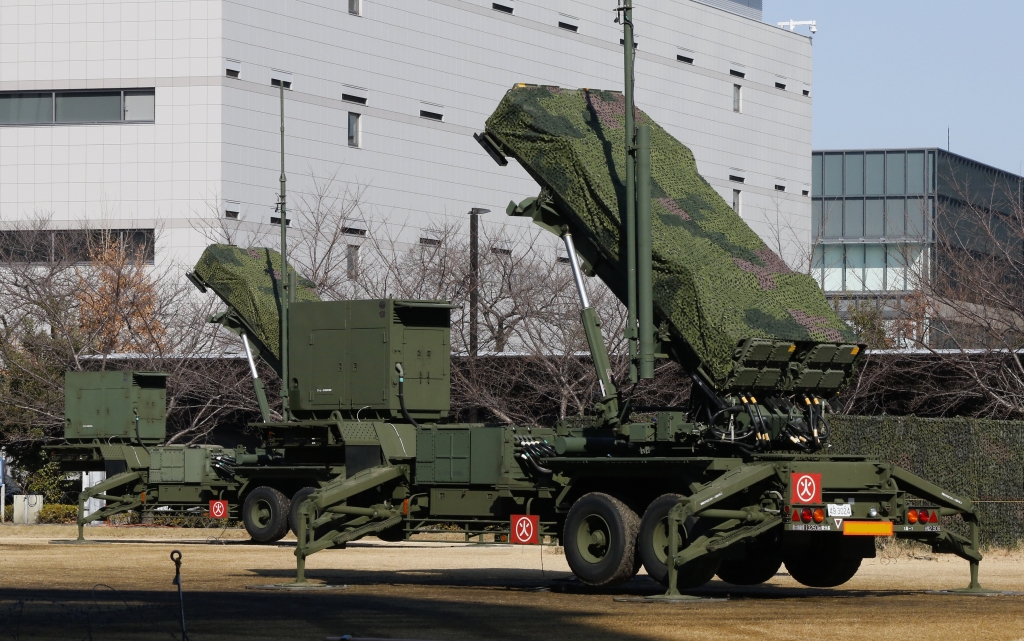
830,415 -> 1024,547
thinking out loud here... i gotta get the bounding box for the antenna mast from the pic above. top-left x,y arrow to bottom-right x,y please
277,82 -> 290,421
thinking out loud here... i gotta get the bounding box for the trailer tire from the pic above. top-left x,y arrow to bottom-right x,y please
563,493 -> 640,587
243,486 -> 290,543
288,487 -> 317,538
638,494 -> 720,589
716,551 -> 783,585
784,553 -> 861,588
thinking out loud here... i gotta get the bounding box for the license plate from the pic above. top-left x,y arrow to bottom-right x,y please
827,504 -> 852,517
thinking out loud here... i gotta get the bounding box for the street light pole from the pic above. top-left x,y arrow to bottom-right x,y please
468,207 -> 489,424
468,207 -> 490,359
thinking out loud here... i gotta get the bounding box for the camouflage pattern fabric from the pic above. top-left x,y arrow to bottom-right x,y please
830,415 -> 1024,547
193,244 -> 320,362
485,86 -> 858,384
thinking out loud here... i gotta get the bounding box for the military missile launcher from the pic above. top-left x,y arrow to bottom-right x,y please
56,4 -> 989,594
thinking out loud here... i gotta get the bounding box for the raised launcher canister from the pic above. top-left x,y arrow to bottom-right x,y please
50,371 -> 240,541
481,85 -> 863,404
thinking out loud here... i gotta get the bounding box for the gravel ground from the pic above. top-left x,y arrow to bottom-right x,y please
2,524 -> 1023,641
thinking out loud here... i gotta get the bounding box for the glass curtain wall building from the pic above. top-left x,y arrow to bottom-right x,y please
811,148 -> 1023,317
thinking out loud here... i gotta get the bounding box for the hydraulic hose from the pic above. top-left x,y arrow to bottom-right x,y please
394,364 -> 422,429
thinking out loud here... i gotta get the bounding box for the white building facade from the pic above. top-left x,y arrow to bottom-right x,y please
0,0 -> 813,269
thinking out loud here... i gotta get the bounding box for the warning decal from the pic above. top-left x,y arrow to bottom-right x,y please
791,473 -> 822,504
510,514 -> 539,545
209,500 -> 229,519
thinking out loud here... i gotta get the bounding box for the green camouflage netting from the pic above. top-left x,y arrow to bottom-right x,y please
830,415 -> 1024,547
193,244 -> 320,362
485,86 -> 858,384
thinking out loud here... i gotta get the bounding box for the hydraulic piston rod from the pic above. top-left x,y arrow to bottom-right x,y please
562,232 -> 618,419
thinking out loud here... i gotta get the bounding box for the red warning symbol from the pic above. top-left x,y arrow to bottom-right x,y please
209,500 -> 229,519
510,514 -> 539,545
791,473 -> 822,504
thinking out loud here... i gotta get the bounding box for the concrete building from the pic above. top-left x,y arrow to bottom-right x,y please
0,0 -> 814,271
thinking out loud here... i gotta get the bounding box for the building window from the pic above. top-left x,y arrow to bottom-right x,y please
225,210 -> 239,219
270,216 -> 291,226
729,175 -> 744,183
342,93 -> 367,105
733,85 -> 742,113
348,112 -> 361,147
419,237 -> 441,246
775,184 -> 786,192
803,89 -> 810,97
343,226 -> 367,236
775,82 -> 786,90
677,55 -> 694,64
558,21 -> 578,32
420,109 -> 443,121
349,0 -> 362,16
346,245 -> 360,279
619,39 -> 638,48
0,89 -> 155,126
271,78 -> 292,90
226,69 -> 239,78
0,229 -> 155,264
730,69 -> 745,78
732,189 -> 741,215
492,3 -> 513,14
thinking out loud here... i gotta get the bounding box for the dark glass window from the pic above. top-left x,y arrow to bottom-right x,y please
886,151 -> 905,195
886,198 -> 905,237
845,153 -> 864,196
865,199 -> 885,237
865,152 -> 885,195
823,200 -> 843,238
0,92 -> 52,124
812,200 -> 822,239
907,151 -> 925,194
844,199 -> 864,238
906,198 -> 926,237
812,154 -> 822,197
55,91 -> 122,123
823,154 -> 843,196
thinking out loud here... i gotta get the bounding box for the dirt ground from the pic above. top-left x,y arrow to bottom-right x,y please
2,524 -> 1024,641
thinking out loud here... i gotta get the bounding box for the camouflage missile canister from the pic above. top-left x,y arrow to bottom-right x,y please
485,85 -> 861,390
192,244 -> 320,363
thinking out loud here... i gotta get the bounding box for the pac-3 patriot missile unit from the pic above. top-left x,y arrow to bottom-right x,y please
51,1 -> 989,595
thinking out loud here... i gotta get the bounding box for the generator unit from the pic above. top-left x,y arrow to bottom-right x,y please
287,299 -> 452,421
64,371 -> 167,445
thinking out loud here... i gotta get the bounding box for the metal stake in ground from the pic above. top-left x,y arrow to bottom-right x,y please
171,550 -> 190,641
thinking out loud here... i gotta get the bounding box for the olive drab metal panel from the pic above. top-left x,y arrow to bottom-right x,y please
287,299 -> 452,420
64,371 -> 168,444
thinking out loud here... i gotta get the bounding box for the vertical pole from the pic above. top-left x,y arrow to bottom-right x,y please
278,82 -> 290,421
469,211 -> 479,359
637,125 -> 654,379
468,209 -> 479,423
623,0 -> 638,384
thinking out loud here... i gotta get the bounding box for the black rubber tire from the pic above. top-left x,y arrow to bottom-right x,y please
563,493 -> 640,587
717,551 -> 783,585
243,486 -> 290,543
638,494 -> 720,589
784,552 -> 862,588
288,487 -> 317,538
